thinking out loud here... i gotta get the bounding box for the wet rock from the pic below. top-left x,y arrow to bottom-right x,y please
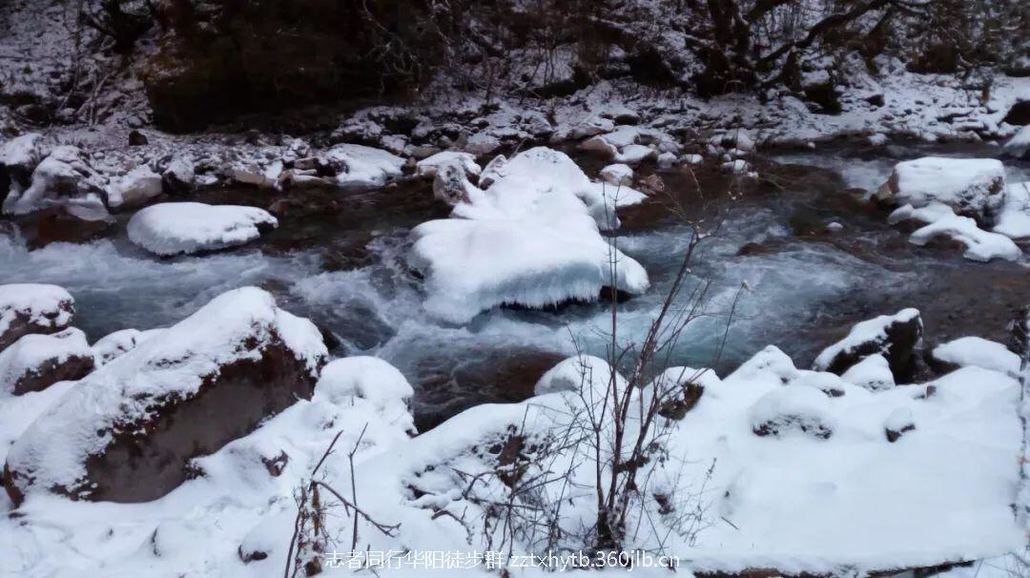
2,287 -> 327,504
0,328 -> 95,395
0,283 -> 75,352
1003,100 -> 1030,126
18,204 -> 114,249
128,130 -> 149,146
813,308 -> 923,383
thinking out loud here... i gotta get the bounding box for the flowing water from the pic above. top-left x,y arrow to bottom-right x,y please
1,144 -> 1027,430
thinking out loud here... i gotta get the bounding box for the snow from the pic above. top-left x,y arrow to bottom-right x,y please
91,328 -> 163,366
415,151 -> 481,177
600,163 -> 633,186
813,308 -> 921,373
533,354 -> 621,396
2,145 -> 107,216
127,202 -> 278,256
909,211 -> 1022,263
878,157 -> 1006,221
4,287 -> 327,499
408,147 -> 650,323
0,284 -> 74,347
750,384 -> 835,439
994,182 -> 1030,239
932,337 -> 1021,378
0,132 -> 44,171
0,328 -> 91,395
889,202 -> 1022,262
105,165 -> 163,209
840,354 -> 895,391
323,144 -> 405,188
315,357 -> 415,434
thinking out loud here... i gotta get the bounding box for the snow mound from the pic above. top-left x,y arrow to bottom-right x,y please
409,147 -> 650,323
315,356 -> 415,434
909,210 -> 1022,262
994,182 -> 1030,239
877,157 -> 1006,222
840,354 -> 895,391
932,336 -> 1020,378
91,328 -> 162,366
534,354 -> 623,397
415,151 -> 481,178
750,385 -> 836,439
127,202 -> 278,256
0,283 -> 75,352
323,144 -> 405,188
4,287 -> 327,502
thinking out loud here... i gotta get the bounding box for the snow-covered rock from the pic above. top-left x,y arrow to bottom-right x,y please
534,354 -> 621,397
409,148 -> 650,323
876,157 -> 1006,224
994,181 -> 1030,239
1003,125 -> 1030,159
0,283 -> 75,352
91,328 -> 162,366
0,133 -> 45,191
105,165 -> 163,209
750,385 -> 835,439
840,354 -> 895,391
431,162 -> 477,206
813,308 -> 922,380
416,151 -> 480,178
162,155 -> 195,192
315,356 -> 415,435
599,163 -> 633,186
2,145 -> 108,216
3,287 -> 327,504
931,336 -> 1020,378
0,328 -> 94,395
127,202 -> 278,256
322,144 -> 405,188
909,210 -> 1022,262
884,407 -> 915,442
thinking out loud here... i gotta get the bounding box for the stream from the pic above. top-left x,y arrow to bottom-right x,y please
1,143 -> 1027,430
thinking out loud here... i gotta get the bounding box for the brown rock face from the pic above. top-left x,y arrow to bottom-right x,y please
10,352 -> 95,395
77,339 -> 318,503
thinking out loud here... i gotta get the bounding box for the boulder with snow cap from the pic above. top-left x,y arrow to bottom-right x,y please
2,145 -> 108,216
128,202 -> 278,256
322,144 -> 405,189
416,151 -> 481,178
885,408 -> 916,442
650,366 -> 719,420
432,162 -> 478,206
0,283 -> 75,352
106,165 -> 164,209
600,163 -> 633,186
2,287 -> 327,504
929,336 -> 1020,378
840,354 -> 895,391
875,157 -> 1006,225
751,385 -> 835,439
0,328 -> 94,395
813,308 -> 923,382
1004,126 -> 1030,160
0,133 -> 46,203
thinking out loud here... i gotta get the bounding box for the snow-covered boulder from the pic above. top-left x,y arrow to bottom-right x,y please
322,144 -> 405,188
813,308 -> 923,381
840,353 -> 895,391
650,366 -> 720,420
600,163 -> 633,186
750,385 -> 835,439
884,407 -> 916,443
316,356 -> 415,434
909,210 -> 1021,262
875,157 -> 1006,224
0,133 -> 46,196
1003,125 -> 1030,159
931,336 -> 1020,378
127,202 -> 278,256
534,354 -> 622,397
161,155 -> 195,193
106,165 -> 163,209
416,151 -> 481,178
2,145 -> 108,216
0,328 -> 94,395
409,147 -> 650,323
994,182 -> 1030,240
2,287 -> 327,504
0,283 -> 75,352
431,162 -> 477,206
